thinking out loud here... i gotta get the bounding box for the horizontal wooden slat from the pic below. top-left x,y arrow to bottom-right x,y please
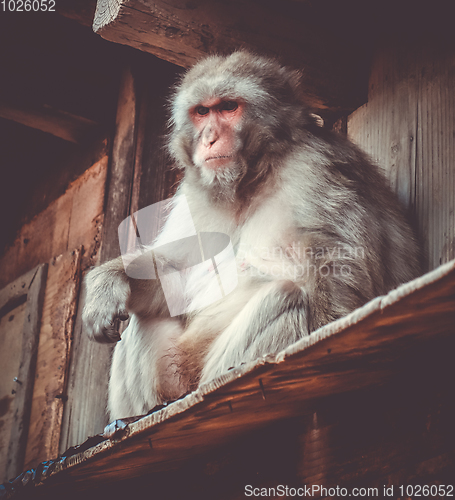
0,101 -> 100,143
7,258 -> 455,494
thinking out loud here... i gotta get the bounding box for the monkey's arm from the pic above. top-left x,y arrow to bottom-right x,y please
83,190 -> 201,342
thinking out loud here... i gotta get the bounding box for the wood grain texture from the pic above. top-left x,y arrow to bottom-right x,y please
348,39 -> 455,270
0,301 -> 27,483
59,58 -> 182,453
59,66 -> 140,453
24,249 -> 82,471
101,65 -> 138,262
18,258 -> 455,493
5,264 -> 48,481
92,0 -> 370,114
133,58 -> 183,210
0,158 -> 107,290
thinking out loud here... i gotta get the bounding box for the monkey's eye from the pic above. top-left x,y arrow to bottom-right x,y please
221,101 -> 238,112
196,106 -> 210,116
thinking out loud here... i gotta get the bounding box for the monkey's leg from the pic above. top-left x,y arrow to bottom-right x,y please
108,316 -> 185,420
199,280 -> 310,385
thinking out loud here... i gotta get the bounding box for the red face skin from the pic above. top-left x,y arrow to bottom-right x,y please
190,98 -> 244,170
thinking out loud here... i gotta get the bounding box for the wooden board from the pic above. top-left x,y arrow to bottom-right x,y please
59,66 -> 140,453
0,158 -> 107,290
59,58 -> 182,454
23,249 -> 82,471
132,58 -> 183,211
0,265 -> 48,482
348,38 -> 455,270
7,258 -> 455,495
91,0 -> 371,114
0,301 -> 27,483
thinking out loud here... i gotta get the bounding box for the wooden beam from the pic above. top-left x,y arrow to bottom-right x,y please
0,101 -> 100,144
92,0 -> 370,114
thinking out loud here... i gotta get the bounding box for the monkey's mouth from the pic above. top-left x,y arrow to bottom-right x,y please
204,155 -> 233,169
205,155 -> 232,162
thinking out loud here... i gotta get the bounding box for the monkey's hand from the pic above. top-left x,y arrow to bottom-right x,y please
82,262 -> 131,343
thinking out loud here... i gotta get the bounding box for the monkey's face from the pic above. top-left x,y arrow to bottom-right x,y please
190,97 -> 244,172
169,51 -> 311,201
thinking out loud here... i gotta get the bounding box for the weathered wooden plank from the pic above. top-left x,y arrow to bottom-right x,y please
101,65 -> 139,261
0,301 -> 27,483
0,269 -> 38,480
58,280 -> 115,454
0,158 -> 107,290
92,0 -> 370,114
5,264 -> 48,481
0,268 -> 37,315
23,249 -> 82,471
11,258 -> 455,494
416,48 -> 455,269
0,101 -> 100,144
133,58 -> 183,210
59,65 -> 140,453
347,46 -> 418,211
348,39 -> 455,270
59,57 -> 183,452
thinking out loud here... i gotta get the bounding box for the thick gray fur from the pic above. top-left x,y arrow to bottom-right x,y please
83,51 -> 421,420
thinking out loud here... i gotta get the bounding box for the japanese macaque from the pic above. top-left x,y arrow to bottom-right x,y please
83,51 -> 421,420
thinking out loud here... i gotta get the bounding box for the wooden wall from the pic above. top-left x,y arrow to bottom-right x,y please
0,157 -> 107,290
348,37 -> 455,271
0,155 -> 107,479
59,56 -> 181,454
2,13 -> 455,489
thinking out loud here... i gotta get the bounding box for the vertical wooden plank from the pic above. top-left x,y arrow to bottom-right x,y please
136,58 -> 182,208
5,264 -> 48,480
60,56 -> 181,452
101,64 -> 139,261
23,249 -> 82,470
0,301 -> 27,482
60,64 -> 140,452
348,43 -> 418,211
415,50 -> 455,269
58,283 -> 110,452
0,157 -> 108,291
348,39 -> 455,271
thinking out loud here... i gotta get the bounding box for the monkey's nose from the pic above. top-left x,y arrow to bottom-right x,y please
203,135 -> 218,148
202,127 -> 219,147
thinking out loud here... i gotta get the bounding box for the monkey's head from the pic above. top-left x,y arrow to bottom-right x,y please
169,51 -> 313,202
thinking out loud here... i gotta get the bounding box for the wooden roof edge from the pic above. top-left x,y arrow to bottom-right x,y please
2,258 -> 455,497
